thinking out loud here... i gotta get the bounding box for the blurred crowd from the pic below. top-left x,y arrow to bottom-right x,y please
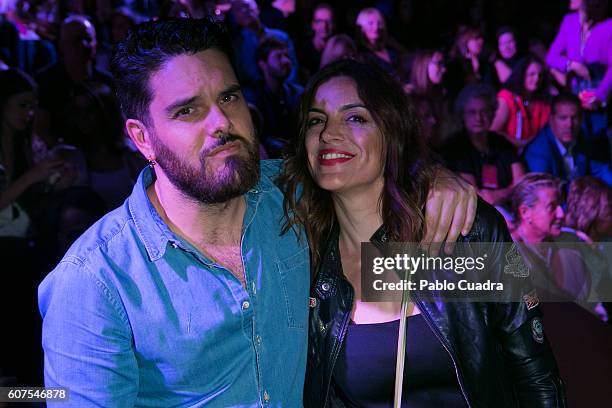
0,0 -> 611,397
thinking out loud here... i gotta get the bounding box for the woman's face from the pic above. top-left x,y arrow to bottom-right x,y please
466,35 -> 484,56
427,52 -> 446,84
359,12 -> 385,45
305,76 -> 384,194
498,32 -> 517,60
569,0 -> 582,11
2,91 -> 37,132
524,62 -> 543,93
521,188 -> 564,239
462,97 -> 493,136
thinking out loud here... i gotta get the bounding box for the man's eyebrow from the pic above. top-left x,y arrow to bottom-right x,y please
220,84 -> 242,97
164,95 -> 200,115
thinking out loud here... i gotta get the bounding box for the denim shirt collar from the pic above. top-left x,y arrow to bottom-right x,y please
128,165 -> 274,262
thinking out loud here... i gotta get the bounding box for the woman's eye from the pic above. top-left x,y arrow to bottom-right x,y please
306,117 -> 324,128
175,107 -> 195,118
348,115 -> 366,123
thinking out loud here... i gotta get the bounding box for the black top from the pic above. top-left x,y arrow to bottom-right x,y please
441,131 -> 521,189
333,314 -> 466,408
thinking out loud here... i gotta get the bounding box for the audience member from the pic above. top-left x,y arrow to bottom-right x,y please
443,83 -> 525,206
491,55 -> 552,148
354,7 -> 399,75
319,33 -> 358,68
243,36 -> 303,157
523,93 -> 612,186
296,3 -> 334,81
492,26 -> 522,85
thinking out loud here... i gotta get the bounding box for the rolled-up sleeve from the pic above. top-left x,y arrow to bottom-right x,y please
39,259 -> 138,407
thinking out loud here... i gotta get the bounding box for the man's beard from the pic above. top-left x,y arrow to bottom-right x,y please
150,131 -> 260,204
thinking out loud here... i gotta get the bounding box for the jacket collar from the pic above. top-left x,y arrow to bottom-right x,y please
314,223 -> 388,299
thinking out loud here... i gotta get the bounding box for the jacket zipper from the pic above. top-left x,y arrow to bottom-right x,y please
323,279 -> 353,408
415,298 -> 473,408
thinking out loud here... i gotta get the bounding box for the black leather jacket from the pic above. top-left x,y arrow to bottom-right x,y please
304,200 -> 566,408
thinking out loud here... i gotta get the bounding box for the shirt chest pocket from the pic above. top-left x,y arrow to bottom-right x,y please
276,247 -> 309,330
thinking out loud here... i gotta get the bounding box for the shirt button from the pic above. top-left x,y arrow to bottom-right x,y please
255,335 -> 262,345
242,301 -> 250,310
321,282 -> 331,292
170,242 -> 178,249
263,391 -> 270,403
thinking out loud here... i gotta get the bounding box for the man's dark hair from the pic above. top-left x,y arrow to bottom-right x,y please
111,18 -> 233,125
550,93 -> 581,115
255,36 -> 288,63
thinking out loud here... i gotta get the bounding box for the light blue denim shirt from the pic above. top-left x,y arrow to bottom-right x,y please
39,160 -> 310,407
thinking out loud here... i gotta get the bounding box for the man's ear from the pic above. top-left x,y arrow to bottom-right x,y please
126,119 -> 155,161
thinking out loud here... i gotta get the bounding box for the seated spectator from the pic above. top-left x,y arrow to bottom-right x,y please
406,49 -> 450,146
523,93 -> 612,186
67,82 -> 145,209
491,55 -> 551,148
492,26 -> 523,85
34,15 -> 113,150
0,68 -> 71,238
445,26 -> 495,103
229,0 -> 299,86
319,33 -> 358,68
407,94 -> 441,150
243,36 -> 303,158
565,176 -> 612,242
442,84 -> 525,206
354,7 -> 399,75
296,3 -> 335,81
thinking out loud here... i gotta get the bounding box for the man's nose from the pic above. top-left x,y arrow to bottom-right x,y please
206,105 -> 231,137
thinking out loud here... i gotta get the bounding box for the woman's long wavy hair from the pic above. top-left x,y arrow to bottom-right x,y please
279,60 -> 437,270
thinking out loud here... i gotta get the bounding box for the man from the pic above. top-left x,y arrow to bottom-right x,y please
296,3 -> 335,79
35,15 -> 113,143
244,36 -> 303,157
39,18 -> 476,406
523,93 -> 612,186
229,0 -> 298,86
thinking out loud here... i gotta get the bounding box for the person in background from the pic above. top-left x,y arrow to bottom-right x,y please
406,49 -> 450,147
296,3 -> 335,81
279,59 -> 564,408
354,7 -> 398,75
0,68 -> 67,238
523,93 -> 612,186
565,176 -> 612,242
491,55 -> 552,149
442,83 -> 525,206
229,0 -> 298,86
546,0 -> 612,146
445,26 -> 494,103
243,36 -> 303,158
35,15 -> 113,151
67,81 -> 145,209
492,26 -> 522,85
319,33 -> 358,68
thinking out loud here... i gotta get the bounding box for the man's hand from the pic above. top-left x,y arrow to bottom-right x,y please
423,168 -> 477,254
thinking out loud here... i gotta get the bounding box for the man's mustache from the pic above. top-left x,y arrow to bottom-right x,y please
202,134 -> 248,157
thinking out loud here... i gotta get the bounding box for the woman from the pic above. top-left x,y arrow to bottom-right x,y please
445,26 -> 494,102
0,68 -> 66,237
67,81 -> 145,209
442,83 -> 525,206
354,7 -> 399,75
491,55 -> 552,148
406,50 -> 450,148
492,26 -> 522,85
546,0 -> 612,144
320,34 -> 359,69
281,60 -> 565,407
